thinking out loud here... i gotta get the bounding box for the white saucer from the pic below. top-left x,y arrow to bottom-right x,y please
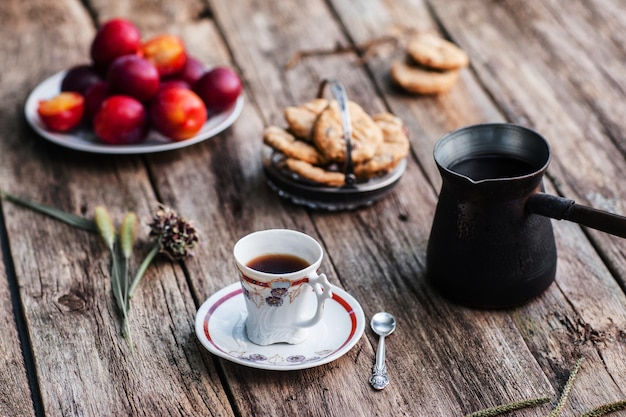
195,282 -> 365,371
24,70 -> 244,154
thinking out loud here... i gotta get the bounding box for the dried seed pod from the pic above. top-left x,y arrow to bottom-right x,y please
119,212 -> 137,259
148,205 -> 199,260
94,205 -> 116,249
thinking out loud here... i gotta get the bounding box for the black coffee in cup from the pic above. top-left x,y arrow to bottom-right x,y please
247,254 -> 309,274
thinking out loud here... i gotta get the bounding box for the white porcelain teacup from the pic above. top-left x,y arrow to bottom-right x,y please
233,229 -> 333,345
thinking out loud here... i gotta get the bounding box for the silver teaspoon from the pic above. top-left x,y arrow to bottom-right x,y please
369,311 -> 396,390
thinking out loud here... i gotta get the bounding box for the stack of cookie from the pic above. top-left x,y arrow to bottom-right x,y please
391,33 -> 469,94
263,98 -> 410,187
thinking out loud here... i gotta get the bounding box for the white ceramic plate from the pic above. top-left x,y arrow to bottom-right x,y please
24,70 -> 244,154
195,282 -> 365,371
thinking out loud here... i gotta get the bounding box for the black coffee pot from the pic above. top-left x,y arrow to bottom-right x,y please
426,123 -> 626,308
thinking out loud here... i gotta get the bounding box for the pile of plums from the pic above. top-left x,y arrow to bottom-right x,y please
36,18 -> 242,144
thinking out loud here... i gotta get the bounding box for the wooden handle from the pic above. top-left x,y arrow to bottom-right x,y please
527,193 -> 626,239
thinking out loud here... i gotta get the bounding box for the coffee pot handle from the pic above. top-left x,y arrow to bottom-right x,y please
527,193 -> 626,239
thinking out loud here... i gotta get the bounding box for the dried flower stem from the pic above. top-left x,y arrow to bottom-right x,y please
285,35 -> 399,69
464,397 -> 551,417
580,400 -> 626,416
94,206 -> 124,313
113,245 -> 129,339
129,241 -> 161,298
94,207 -> 141,351
2,193 -> 201,351
119,213 -> 137,348
284,25 -> 427,69
548,358 -> 585,417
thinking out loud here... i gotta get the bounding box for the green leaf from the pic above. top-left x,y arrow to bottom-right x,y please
109,244 -> 125,312
1,190 -> 97,232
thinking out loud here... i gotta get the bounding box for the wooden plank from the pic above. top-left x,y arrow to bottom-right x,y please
202,0 -> 573,415
327,0 -> 626,413
0,249 -> 35,416
210,0 -> 624,412
424,0 -> 626,407
428,0 -> 626,288
0,0 -> 623,415
0,0 -> 234,415
136,0 -> 388,415
80,0 -> 388,415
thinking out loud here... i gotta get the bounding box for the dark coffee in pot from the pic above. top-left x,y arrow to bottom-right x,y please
247,254 -> 310,274
450,155 -> 536,181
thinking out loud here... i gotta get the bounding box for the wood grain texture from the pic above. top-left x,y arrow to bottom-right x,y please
429,0 -> 626,291
0,0 -> 624,416
206,0 -> 553,415
0,251 -> 35,416
0,0 -> 233,415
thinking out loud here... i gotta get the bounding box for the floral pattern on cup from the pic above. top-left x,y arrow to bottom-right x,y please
265,295 -> 283,307
266,287 -> 289,307
242,275 -> 305,308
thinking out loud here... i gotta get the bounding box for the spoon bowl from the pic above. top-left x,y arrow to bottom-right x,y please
371,312 -> 396,337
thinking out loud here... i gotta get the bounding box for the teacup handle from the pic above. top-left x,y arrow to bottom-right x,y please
296,272 -> 333,328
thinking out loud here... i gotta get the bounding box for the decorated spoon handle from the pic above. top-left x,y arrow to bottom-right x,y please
369,335 -> 389,390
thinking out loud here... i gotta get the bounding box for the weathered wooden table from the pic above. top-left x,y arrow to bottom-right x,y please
1,0 -> 625,416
